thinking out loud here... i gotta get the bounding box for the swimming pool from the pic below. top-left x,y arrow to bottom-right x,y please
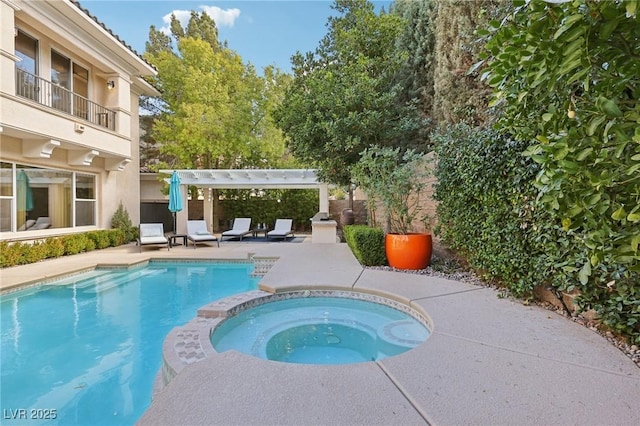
0,261 -> 259,425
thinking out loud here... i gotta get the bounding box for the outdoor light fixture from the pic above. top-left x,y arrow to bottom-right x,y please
106,80 -> 115,90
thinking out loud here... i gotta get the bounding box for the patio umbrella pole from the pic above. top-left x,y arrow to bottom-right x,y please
168,170 -> 183,237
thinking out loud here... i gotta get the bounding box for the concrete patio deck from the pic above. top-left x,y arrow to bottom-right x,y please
1,237 -> 638,425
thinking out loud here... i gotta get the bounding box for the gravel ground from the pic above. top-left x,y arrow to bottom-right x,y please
366,249 -> 640,369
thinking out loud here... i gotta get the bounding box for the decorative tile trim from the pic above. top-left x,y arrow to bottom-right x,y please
215,290 -> 433,331
251,257 -> 278,278
198,290 -> 272,318
160,317 -> 222,390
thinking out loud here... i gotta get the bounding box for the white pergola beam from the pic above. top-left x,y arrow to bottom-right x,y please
160,169 -> 322,189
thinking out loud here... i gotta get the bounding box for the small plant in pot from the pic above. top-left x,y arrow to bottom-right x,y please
352,146 -> 433,270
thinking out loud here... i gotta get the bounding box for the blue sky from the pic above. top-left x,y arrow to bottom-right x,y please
80,0 -> 392,73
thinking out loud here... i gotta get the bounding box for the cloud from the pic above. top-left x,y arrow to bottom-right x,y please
159,5 -> 240,35
200,6 -> 241,27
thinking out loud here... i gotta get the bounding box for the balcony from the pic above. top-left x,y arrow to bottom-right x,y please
15,68 -> 116,131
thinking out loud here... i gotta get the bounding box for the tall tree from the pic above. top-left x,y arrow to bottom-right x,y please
432,0 -> 502,127
274,0 -> 428,187
142,12 -> 289,171
391,0 -> 436,119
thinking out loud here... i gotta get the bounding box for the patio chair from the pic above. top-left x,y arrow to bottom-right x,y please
187,220 -> 219,248
221,217 -> 252,241
30,216 -> 51,230
267,219 -> 294,241
137,223 -> 170,252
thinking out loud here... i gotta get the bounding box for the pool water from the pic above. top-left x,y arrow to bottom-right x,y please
211,297 -> 430,364
0,262 -> 259,425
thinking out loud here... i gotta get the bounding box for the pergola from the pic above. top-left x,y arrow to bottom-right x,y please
159,169 -> 330,234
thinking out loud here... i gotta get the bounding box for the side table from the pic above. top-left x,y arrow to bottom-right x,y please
169,234 -> 187,247
251,228 -> 268,238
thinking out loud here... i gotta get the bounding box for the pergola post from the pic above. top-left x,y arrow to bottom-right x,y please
204,188 -> 214,231
175,186 -> 188,234
319,183 -> 329,213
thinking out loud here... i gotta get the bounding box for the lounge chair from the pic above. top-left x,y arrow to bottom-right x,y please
221,217 -> 252,241
187,220 -> 219,248
267,219 -> 294,241
30,216 -> 51,230
137,223 -> 170,252
18,219 -> 36,231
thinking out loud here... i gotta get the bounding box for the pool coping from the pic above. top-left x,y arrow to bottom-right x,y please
0,252 -> 278,295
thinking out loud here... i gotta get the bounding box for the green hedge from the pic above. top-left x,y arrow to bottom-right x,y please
343,225 -> 387,266
220,188 -> 318,232
433,123 -> 639,344
433,124 -> 552,297
479,0 -> 639,343
0,229 -> 133,268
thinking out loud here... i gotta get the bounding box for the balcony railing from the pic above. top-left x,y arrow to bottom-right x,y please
15,68 -> 116,131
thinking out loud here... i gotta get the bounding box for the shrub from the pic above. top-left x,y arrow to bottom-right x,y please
480,0 -> 639,343
86,230 -> 111,250
22,241 -> 49,264
432,124 -> 552,297
220,189 -> 318,232
1,229 -> 132,269
108,229 -> 127,247
128,226 -> 139,243
61,234 -> 93,255
343,225 -> 387,266
44,238 -> 65,258
111,202 -> 132,229
352,147 -> 431,234
0,241 -> 24,268
111,202 -> 136,242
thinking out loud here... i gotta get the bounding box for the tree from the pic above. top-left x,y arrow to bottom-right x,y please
142,12 -> 289,171
390,0 -> 436,119
482,0 -> 639,341
274,0 -> 428,187
432,0 -> 503,127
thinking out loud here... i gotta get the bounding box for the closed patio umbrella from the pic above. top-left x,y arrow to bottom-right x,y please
17,170 -> 34,229
168,171 -> 183,234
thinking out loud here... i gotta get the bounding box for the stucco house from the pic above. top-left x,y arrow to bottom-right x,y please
0,0 -> 158,240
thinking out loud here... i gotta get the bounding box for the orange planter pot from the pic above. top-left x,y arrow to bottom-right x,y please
385,233 -> 433,270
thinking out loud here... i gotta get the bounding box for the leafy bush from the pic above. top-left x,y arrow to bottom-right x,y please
111,202 -> 136,241
481,0 -> 639,343
108,229 -> 127,247
352,146 -> 431,234
44,238 -> 65,258
1,229 -> 133,268
86,231 -> 112,250
22,241 -> 49,264
0,241 -> 25,267
433,124 -> 552,297
343,225 -> 387,266
61,234 -> 94,255
111,202 -> 132,229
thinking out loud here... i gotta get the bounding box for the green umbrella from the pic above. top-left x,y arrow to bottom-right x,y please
17,170 -> 34,229
168,171 -> 183,233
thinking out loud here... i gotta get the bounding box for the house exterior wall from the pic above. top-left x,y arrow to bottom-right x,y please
0,0 -> 156,240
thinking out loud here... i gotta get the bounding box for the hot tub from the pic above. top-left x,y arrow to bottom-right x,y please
210,292 -> 431,365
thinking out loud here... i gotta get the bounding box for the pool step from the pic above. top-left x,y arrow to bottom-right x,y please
43,270 -> 113,288
83,269 -> 166,293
